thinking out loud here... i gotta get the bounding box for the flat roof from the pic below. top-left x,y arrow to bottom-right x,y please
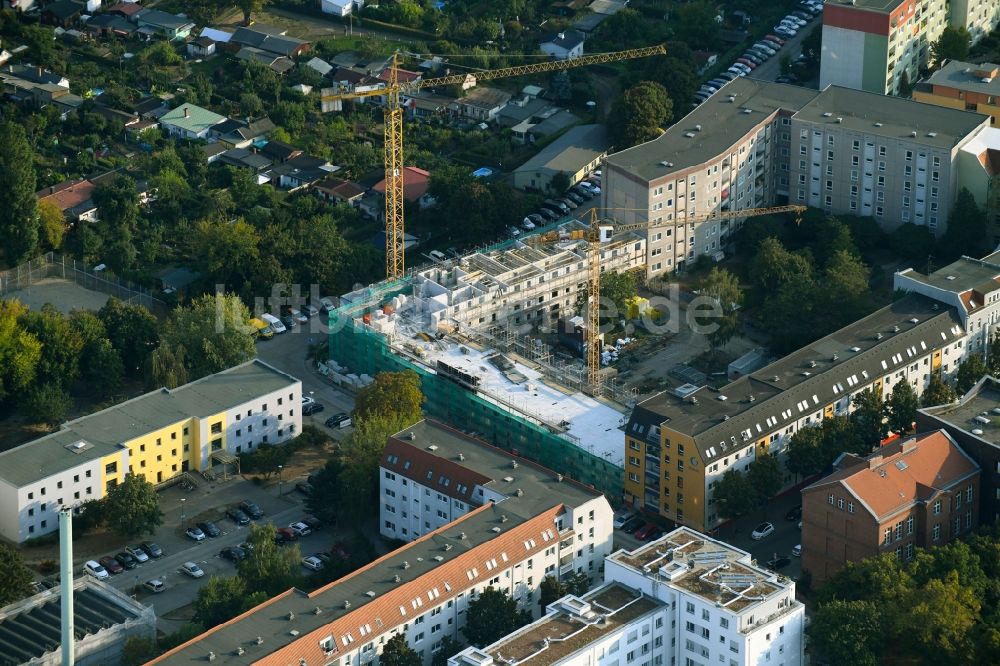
826,0 -> 905,12
897,255 -> 1000,294
926,60 -> 1000,96
605,78 -> 817,182
610,527 -> 795,613
515,124 -> 609,175
0,360 -> 299,488
478,584 -> 662,666
921,376 -> 1000,448
152,421 -> 602,666
793,85 -> 989,150
630,295 -> 964,462
0,578 -> 152,664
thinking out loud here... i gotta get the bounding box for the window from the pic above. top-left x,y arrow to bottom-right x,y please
933,524 -> 941,541
211,422 -> 222,434
933,500 -> 942,515
105,462 -> 117,475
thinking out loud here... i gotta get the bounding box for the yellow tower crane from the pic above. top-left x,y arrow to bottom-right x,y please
321,45 -> 667,279
581,205 -> 807,396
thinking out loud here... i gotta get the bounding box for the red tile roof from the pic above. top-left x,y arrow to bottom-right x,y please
378,68 -> 421,83
36,179 -> 96,213
372,166 -> 430,202
808,430 -> 979,518
382,434 -> 492,502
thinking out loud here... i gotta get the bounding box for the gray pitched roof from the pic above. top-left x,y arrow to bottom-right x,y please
514,124 -> 609,175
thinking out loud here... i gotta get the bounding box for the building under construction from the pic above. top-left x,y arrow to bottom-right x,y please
328,223 -> 644,500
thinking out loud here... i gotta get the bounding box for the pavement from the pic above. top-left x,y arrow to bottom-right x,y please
739,15 -> 819,84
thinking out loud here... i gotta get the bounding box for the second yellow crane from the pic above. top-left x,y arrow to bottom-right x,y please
322,45 -> 667,279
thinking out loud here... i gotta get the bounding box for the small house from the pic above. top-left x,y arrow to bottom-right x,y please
539,30 -> 585,60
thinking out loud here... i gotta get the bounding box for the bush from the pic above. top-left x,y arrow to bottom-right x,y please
37,559 -> 56,574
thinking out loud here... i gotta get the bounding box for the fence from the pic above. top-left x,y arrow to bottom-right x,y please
0,252 -> 167,314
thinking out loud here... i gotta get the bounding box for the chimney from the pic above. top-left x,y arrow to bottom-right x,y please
184,107 -> 189,118
37,66 -> 42,78
558,32 -> 565,40
59,508 -> 74,666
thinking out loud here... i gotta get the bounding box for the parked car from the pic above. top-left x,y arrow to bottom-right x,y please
537,207 -> 560,221
295,481 -> 313,496
289,521 -> 313,537
521,217 -> 536,230
227,507 -> 250,525
98,555 -> 124,575
767,556 -> 792,570
791,10 -> 812,20
612,511 -> 632,529
302,555 -> 325,571
281,315 -> 297,329
621,516 -> 645,533
565,192 -> 585,204
751,522 -> 775,540
114,552 -> 137,570
303,516 -> 324,532
578,180 -> 598,192
84,560 -> 109,580
634,522 -> 658,540
785,15 -> 807,26
319,297 -> 337,313
753,44 -> 776,56
571,185 -> 594,199
303,401 -> 325,416
125,545 -> 149,563
762,39 -> 784,50
718,72 -> 738,81
185,526 -> 206,541
527,213 -> 546,226
144,579 -> 165,593
197,521 -> 221,538
181,561 -> 205,578
240,500 -> 264,520
792,544 -> 802,557
325,412 -> 351,429
559,197 -> 578,210
742,53 -> 763,65
221,546 -> 247,562
544,198 -> 570,213
785,505 -> 803,521
140,542 -> 163,559
774,25 -> 796,36
262,313 -> 286,334
275,526 -> 298,543
765,34 -> 786,45
286,307 -> 308,324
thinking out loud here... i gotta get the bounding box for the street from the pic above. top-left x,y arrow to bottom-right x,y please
747,16 -> 818,84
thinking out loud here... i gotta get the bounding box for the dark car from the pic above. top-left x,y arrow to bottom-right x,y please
325,412 -> 350,428
197,521 -> 221,538
785,505 -> 803,521
621,516 -> 645,534
281,315 -> 297,329
227,507 -> 250,525
527,213 -> 546,225
140,542 -> 163,559
634,522 -> 658,540
303,516 -> 324,532
767,556 -> 792,570
295,481 -> 313,496
239,500 -> 264,520
99,555 -> 124,575
565,191 -> 585,204
220,546 -> 247,562
303,402 -> 325,416
275,526 -> 298,544
114,552 -> 137,570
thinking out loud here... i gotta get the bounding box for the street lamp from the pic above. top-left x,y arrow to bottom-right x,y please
277,465 -> 283,497
180,498 -> 186,526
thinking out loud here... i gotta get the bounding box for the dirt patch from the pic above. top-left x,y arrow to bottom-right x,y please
3,277 -> 113,314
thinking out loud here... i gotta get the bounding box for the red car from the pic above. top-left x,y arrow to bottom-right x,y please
765,34 -> 786,45
634,522 -> 658,540
736,58 -> 757,69
98,555 -> 124,575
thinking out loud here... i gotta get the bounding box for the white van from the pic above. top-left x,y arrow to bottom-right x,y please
262,313 -> 287,334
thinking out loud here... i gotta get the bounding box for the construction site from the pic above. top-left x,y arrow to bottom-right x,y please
327,221 -> 648,500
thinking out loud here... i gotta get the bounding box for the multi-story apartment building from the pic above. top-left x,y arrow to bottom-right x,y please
602,78 -> 989,278
894,249 -> 1000,354
451,527 -> 804,666
624,293 -> 968,532
801,430 -> 980,583
786,85 -> 987,233
955,126 -> 1000,245
411,222 -> 645,333
918,375 -> 1000,524
0,359 -> 301,543
914,60 -> 1000,125
151,419 -> 614,666
820,0 -> 949,96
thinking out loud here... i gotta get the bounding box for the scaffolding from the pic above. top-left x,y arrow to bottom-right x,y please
328,284 -> 626,501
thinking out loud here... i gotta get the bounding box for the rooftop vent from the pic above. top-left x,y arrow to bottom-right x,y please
742,108 -> 752,114
946,275 -> 956,280
460,532 -> 467,540
874,122 -> 883,127
288,612 -> 295,621
434,555 -> 444,561
426,444 -> 438,451
457,453 -> 465,461
893,325 -> 900,333
690,396 -> 699,405
973,428 -> 985,435
822,112 -> 833,117
684,132 -> 696,138
444,543 -> 453,551
832,354 -> 839,361
515,488 -> 524,497
850,346 -> 861,352
809,360 -> 817,368
928,132 -> 937,137
315,605 -> 324,614
344,600 -> 351,609
289,629 -> 300,637
801,371 -> 812,377
718,394 -> 728,401
256,637 -> 263,645
722,414 -> 730,421
394,574 -> 401,583
748,394 -> 756,403
208,652 -> 216,662
695,124 -> 702,131
909,318 -> 919,324
910,131 -> 917,137
876,332 -> 884,340
836,117 -> 843,123
772,375 -> 780,382
556,473 -> 564,482
728,95 -> 736,102
402,561 -> 410,569
660,160 -> 669,166
491,526 -> 502,533
408,432 -> 416,441
511,460 -> 519,469
500,514 -> 508,523
503,475 -> 514,482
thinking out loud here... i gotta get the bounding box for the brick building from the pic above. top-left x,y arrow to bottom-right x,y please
801,430 -> 980,584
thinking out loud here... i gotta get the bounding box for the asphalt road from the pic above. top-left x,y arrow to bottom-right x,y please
734,14 -> 820,84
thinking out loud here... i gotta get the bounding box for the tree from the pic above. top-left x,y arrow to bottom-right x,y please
194,576 -> 267,627
37,199 -> 65,250
0,300 -> 41,405
821,249 -> 872,326
238,523 -> 302,596
19,303 -> 84,388
596,270 -> 638,323
889,223 -> 934,263
463,587 -> 532,647
747,453 -> 783,502
432,637 -> 464,666
989,334 -> 1000,376
712,469 -> 758,519
238,0 -> 270,25
354,370 -> 424,425
884,381 -> 918,434
0,122 -> 39,264
23,384 -> 72,427
900,571 -> 980,659
942,187 -> 986,260
145,343 -> 190,390
163,293 -> 256,379
102,473 -> 163,538
851,388 -> 885,449
808,600 -> 883,666
98,299 -> 159,376
956,353 -> 988,394
193,217 -> 262,294
697,267 -> 742,350
749,237 -> 813,294
382,635 -> 422,666
785,425 -> 826,479
92,176 -> 140,231
121,635 -> 158,666
608,81 -> 672,149
306,457 -> 345,525
674,1 -> 719,49
0,543 -> 34,605
932,26 -> 972,66
540,575 -> 567,608
921,371 -> 957,407
338,415 -> 413,520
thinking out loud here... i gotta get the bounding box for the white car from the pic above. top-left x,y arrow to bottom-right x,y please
732,63 -> 752,74
83,560 -> 109,580
784,15 -> 807,26
290,521 -> 313,537
508,227 -> 521,237
302,395 -> 315,406
144,579 -> 165,593
521,217 -> 536,230
125,545 -> 149,563
792,544 -> 802,557
181,561 -> 205,578
753,44 -> 776,56
302,555 -> 324,571
319,297 -> 337,313
751,522 -> 775,540
612,512 -> 632,529
288,308 -> 308,324
185,527 -> 206,541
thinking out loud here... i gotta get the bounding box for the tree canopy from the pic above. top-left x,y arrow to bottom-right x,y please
381,635 -> 422,666
194,576 -> 267,627
696,267 -> 742,350
238,523 -> 302,596
353,370 -> 424,425
162,293 -> 256,380
884,381 -> 918,434
932,26 -> 972,66
712,469 -> 757,519
921,372 -> 957,407
102,473 -> 163,538
0,121 -> 39,264
0,544 -> 34,606
463,587 -> 532,647
608,81 -> 672,149
956,353 -> 988,395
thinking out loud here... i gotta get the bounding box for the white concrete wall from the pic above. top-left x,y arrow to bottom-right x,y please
380,471 -> 473,541
11,456 -> 103,542
820,25 -> 868,91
